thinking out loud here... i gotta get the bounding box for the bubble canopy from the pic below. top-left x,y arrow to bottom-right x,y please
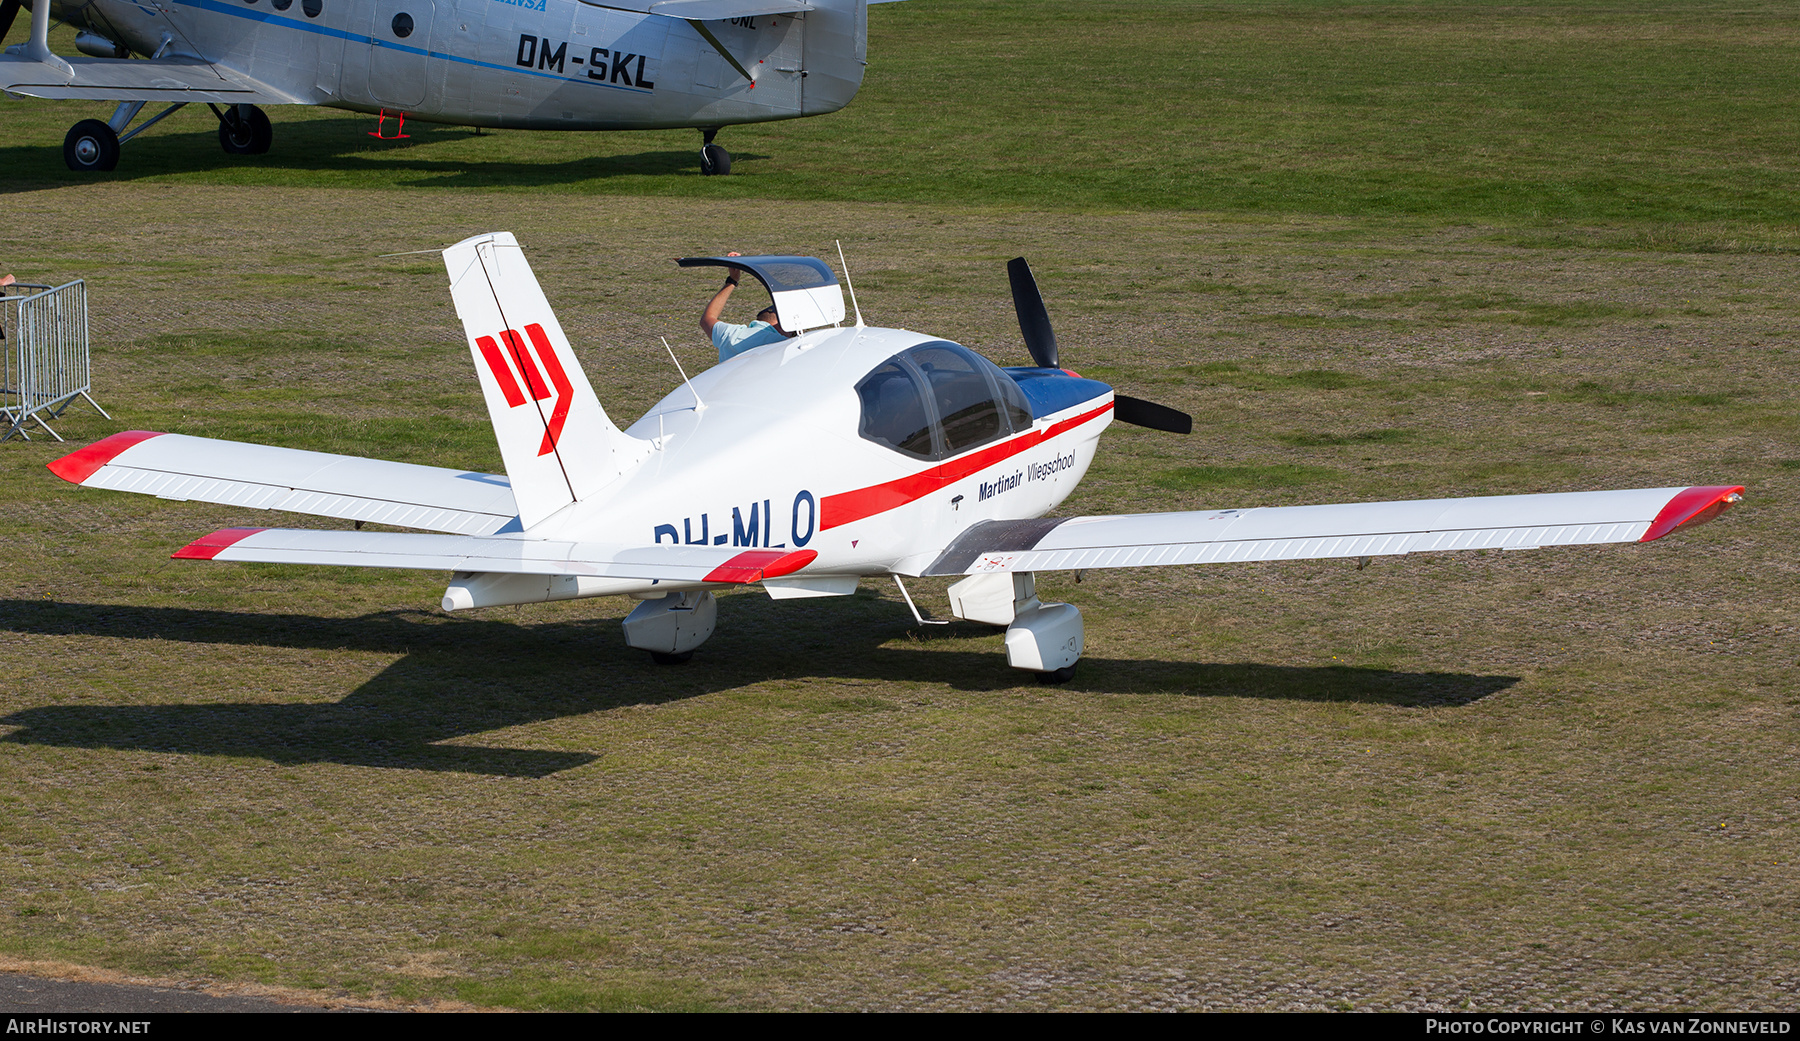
678,255 -> 846,332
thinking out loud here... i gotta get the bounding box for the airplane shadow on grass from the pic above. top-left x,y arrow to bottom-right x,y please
0,118 -> 764,190
0,597 -> 1517,777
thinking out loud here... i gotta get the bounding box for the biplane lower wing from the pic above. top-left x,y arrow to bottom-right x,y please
0,53 -> 304,104
171,527 -> 819,585
923,486 -> 1744,576
49,431 -> 520,536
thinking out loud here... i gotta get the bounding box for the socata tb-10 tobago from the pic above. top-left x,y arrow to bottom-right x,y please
48,233 -> 1743,681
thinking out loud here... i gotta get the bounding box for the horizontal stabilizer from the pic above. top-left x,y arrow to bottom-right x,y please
0,53 -> 304,104
172,526 -> 819,585
48,431 -> 518,535
923,486 -> 1744,575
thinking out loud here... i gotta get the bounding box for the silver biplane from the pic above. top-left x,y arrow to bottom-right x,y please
47,235 -> 1744,681
0,0 -> 887,172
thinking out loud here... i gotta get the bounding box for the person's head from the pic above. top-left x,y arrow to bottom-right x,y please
757,305 -> 785,331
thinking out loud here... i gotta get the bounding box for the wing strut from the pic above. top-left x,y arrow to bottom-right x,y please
686,20 -> 756,84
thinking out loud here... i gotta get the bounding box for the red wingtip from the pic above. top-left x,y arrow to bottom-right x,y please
702,548 -> 819,584
1640,486 -> 1745,543
759,549 -> 819,580
46,430 -> 164,484
172,527 -> 267,561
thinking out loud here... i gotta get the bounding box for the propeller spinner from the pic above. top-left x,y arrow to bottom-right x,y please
1006,257 -> 1193,435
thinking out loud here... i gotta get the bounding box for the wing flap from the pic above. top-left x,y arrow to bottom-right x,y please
0,54 -> 305,104
174,528 -> 820,584
50,431 -> 519,536
923,487 -> 1742,576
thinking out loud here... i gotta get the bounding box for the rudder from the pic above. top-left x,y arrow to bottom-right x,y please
443,232 -> 651,529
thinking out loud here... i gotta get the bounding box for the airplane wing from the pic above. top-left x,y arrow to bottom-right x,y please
0,53 -> 306,104
921,486 -> 1744,576
48,431 -> 520,536
171,527 -> 819,584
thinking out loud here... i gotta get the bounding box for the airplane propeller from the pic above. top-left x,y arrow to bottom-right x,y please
1006,257 -> 1194,435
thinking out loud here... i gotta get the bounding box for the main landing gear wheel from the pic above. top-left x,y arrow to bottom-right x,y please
1036,665 -> 1077,685
700,142 -> 731,176
63,120 -> 120,173
649,650 -> 694,665
217,104 -> 272,155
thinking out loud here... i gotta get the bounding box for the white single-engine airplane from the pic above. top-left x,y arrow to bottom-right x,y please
48,234 -> 1744,681
1,0 -> 887,172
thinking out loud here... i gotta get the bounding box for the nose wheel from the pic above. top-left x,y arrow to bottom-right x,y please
699,127 -> 731,176
63,119 -> 120,172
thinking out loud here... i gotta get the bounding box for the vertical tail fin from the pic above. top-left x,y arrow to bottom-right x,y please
443,232 -> 651,529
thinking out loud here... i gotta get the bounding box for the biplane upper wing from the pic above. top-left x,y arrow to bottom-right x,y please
0,54 -> 305,104
169,527 -> 819,585
922,486 -> 1745,576
49,431 -> 520,536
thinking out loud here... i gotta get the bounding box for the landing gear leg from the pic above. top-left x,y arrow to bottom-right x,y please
699,127 -> 731,176
213,103 -> 272,155
63,101 -> 190,172
945,571 -> 1085,684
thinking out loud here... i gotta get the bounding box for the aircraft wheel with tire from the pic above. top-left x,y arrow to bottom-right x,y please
1035,664 -> 1076,685
649,650 -> 694,665
218,105 -> 273,155
64,119 -> 120,173
700,142 -> 731,176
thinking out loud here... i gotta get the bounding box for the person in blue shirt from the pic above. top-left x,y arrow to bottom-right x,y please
700,261 -> 793,362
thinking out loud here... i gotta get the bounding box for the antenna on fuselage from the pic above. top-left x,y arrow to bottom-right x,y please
661,336 -> 705,412
836,240 -> 864,329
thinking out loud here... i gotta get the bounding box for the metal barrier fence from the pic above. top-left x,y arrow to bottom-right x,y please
1,279 -> 109,441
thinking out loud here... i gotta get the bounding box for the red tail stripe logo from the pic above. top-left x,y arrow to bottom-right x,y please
502,328 -> 551,400
525,324 -> 574,457
475,336 -> 527,407
476,323 -> 575,457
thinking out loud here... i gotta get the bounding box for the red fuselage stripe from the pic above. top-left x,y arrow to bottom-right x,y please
820,400 -> 1113,531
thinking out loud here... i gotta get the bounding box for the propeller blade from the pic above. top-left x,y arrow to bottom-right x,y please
1113,395 -> 1193,434
1007,257 -> 1059,369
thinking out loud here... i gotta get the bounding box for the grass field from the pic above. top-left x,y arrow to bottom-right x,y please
2,0 -> 1798,1012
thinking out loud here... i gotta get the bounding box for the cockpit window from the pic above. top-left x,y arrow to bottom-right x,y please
856,360 -> 935,459
909,344 -> 1005,456
855,341 -> 1035,461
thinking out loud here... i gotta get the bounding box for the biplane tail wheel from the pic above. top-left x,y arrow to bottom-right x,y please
649,650 -> 694,665
700,142 -> 731,176
64,119 -> 121,173
218,105 -> 273,155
